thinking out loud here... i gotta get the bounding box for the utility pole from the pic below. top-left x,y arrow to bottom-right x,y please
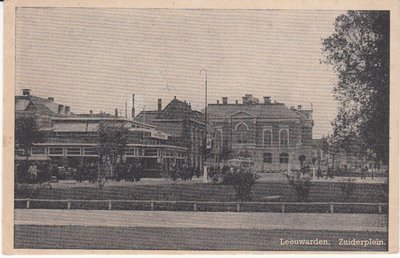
200,68 -> 208,183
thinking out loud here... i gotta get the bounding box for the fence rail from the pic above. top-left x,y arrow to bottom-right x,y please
14,199 -> 388,214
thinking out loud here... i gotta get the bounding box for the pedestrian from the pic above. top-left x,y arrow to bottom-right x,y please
171,163 -> 177,181
316,165 -> 322,180
28,163 -> 38,183
195,166 -> 201,178
325,166 -> 333,179
361,165 -> 368,180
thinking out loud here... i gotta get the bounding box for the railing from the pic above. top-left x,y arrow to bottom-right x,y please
14,199 -> 388,214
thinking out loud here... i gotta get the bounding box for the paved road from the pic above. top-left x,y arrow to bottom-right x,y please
14,210 -> 388,251
15,209 -> 387,232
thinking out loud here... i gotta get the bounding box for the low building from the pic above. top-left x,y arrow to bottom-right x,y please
15,91 -> 189,178
15,116 -> 188,177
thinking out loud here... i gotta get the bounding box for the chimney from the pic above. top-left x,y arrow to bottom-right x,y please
22,89 -> 31,96
216,100 -> 220,104
158,98 -> 162,111
242,95 -> 250,105
297,105 -> 302,110
131,94 -> 135,118
263,96 -> 271,104
48,97 -> 54,102
65,106 -> 70,114
115,108 -> 119,117
235,100 -> 239,104
290,106 -> 295,110
58,104 -> 64,113
222,97 -> 228,105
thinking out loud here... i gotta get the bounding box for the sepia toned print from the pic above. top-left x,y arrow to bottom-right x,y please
3,0 -> 399,254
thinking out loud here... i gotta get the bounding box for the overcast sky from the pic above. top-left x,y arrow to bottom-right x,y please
15,8 -> 344,138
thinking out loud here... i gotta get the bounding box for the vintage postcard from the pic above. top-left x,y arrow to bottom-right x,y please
2,0 -> 399,254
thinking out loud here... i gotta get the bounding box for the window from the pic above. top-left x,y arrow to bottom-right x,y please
66,148 -> 81,155
144,149 -> 158,157
49,147 -> 63,155
279,129 -> 288,148
236,123 -> 248,144
263,129 -> 272,147
279,153 -> 289,163
83,147 -> 97,155
31,146 -> 46,155
16,149 -> 25,156
125,147 -> 136,156
263,153 -> 272,163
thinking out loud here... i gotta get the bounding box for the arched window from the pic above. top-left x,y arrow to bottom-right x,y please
235,123 -> 248,144
279,129 -> 288,148
279,153 -> 289,163
263,129 -> 272,147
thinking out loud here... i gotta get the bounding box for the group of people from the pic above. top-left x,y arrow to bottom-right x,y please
207,164 -> 231,181
16,161 -> 66,184
169,164 -> 201,181
315,164 -> 372,180
315,165 -> 334,180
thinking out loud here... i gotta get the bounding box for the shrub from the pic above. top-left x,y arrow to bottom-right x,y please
339,181 -> 356,200
223,171 -> 259,201
287,176 -> 313,202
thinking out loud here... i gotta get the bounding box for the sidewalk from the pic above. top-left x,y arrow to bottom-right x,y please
15,209 -> 387,232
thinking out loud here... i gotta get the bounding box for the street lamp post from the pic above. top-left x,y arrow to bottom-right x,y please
200,68 -> 208,183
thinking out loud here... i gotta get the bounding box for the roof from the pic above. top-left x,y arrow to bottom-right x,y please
50,117 -> 157,132
52,122 -> 99,132
15,95 -> 73,116
77,113 -> 115,118
156,98 -> 193,119
134,110 -> 160,123
207,103 -> 302,120
135,98 -> 204,123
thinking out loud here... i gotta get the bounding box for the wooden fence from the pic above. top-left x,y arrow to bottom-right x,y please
14,199 -> 387,214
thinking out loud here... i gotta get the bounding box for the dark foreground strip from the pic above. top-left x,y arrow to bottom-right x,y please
14,225 -> 388,251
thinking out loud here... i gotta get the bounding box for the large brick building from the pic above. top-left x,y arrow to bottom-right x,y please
135,96 -> 205,170
207,94 -> 315,172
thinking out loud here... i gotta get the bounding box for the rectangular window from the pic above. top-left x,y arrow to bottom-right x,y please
144,149 -> 158,157
263,153 -> 272,163
31,146 -> 46,155
66,147 -> 81,155
16,149 -> 25,156
49,147 -> 63,155
83,147 -> 97,155
279,153 -> 289,164
125,148 -> 136,155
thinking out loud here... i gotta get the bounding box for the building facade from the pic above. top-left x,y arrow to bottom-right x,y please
135,96 -> 205,170
207,94 -> 315,172
15,91 -> 188,178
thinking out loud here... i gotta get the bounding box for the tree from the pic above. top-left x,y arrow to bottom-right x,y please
15,116 -> 45,162
322,11 -> 389,164
298,155 -> 306,168
96,121 -> 128,187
